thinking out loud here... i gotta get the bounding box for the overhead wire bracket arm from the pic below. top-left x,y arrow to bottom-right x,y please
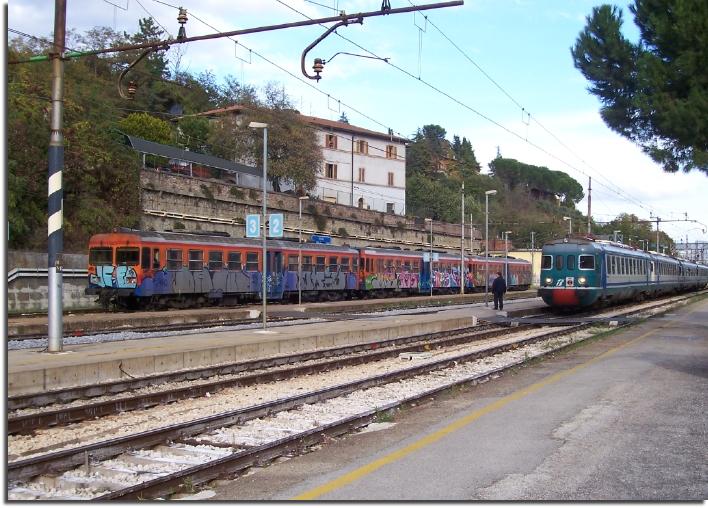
301,17 -> 363,81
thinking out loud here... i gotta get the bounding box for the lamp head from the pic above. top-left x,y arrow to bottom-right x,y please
485,190 -> 497,196
249,121 -> 268,129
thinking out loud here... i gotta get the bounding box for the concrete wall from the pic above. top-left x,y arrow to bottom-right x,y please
8,251 -> 98,314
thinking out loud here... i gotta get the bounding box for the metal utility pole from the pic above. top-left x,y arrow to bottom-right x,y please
350,135 -> 354,207
460,182 -> 465,295
530,231 -> 536,287
47,0 -> 67,353
587,177 -> 592,234
656,217 -> 660,252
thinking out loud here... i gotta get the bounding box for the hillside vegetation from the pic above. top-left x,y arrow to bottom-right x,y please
8,20 -> 673,254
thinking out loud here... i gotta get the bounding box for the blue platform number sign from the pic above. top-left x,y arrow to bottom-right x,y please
269,213 -> 284,237
246,214 -> 260,238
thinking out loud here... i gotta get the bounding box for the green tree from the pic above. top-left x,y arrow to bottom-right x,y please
571,1 -> 708,174
118,112 -> 173,144
177,116 -> 210,152
207,88 -> 322,192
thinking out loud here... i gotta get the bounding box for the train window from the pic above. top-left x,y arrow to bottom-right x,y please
413,260 -> 420,272
395,260 -> 402,270
567,255 -> 576,270
377,259 -> 384,272
227,252 -> 242,270
89,247 -> 113,266
579,255 -> 594,270
188,250 -> 204,271
341,257 -> 350,272
386,259 -> 394,271
208,251 -> 223,271
542,255 -> 552,269
288,255 -> 299,272
554,255 -> 563,271
245,252 -> 259,271
167,249 -> 182,270
116,247 -> 139,266
316,256 -> 326,272
302,255 -> 312,271
329,256 -> 338,271
141,247 -> 151,269
403,261 -> 411,272
365,258 -> 371,271
153,249 -> 160,269
353,258 -> 359,272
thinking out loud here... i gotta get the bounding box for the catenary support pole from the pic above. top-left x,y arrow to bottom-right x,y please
47,0 -> 67,353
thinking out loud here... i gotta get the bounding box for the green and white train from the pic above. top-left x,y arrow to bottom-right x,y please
538,237 -> 708,308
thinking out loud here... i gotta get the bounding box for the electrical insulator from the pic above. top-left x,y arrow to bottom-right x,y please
312,58 -> 325,81
177,7 -> 188,40
127,81 -> 138,99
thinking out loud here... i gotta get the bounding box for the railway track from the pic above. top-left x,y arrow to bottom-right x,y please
7,293 -> 701,500
8,291 -> 537,342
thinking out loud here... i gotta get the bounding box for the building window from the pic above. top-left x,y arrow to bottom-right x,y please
358,167 -> 366,182
386,202 -> 395,214
325,133 -> 337,149
325,163 -> 338,179
355,140 -> 368,154
386,145 -> 397,159
388,172 -> 394,186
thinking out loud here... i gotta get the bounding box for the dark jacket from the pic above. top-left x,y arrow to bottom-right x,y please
491,276 -> 507,295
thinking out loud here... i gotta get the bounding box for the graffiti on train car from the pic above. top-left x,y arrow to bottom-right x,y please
364,272 -> 398,290
135,268 -> 257,297
397,272 -> 419,289
433,270 -> 461,287
300,269 -> 348,291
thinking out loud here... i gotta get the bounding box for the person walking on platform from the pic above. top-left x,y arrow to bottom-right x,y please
491,272 -> 507,311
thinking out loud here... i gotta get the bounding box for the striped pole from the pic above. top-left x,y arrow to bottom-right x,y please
47,0 -> 67,352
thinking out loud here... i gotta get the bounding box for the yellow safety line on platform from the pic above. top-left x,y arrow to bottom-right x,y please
293,312 -> 685,500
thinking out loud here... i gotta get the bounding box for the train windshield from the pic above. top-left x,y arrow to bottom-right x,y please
541,255 -> 552,269
579,255 -> 595,269
89,247 -> 112,265
116,247 -> 139,266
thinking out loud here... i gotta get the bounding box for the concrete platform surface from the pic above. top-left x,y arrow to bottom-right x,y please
211,297 -> 708,501
7,298 -> 545,397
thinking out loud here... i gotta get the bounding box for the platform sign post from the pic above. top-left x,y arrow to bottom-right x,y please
246,214 -> 260,238
269,213 -> 284,238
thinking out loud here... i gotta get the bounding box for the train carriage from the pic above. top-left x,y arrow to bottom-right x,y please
86,228 -> 534,309
539,237 -> 708,309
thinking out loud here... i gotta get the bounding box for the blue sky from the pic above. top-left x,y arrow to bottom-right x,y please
6,0 -> 708,244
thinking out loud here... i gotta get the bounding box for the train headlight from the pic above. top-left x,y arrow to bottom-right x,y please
544,277 -> 553,285
577,276 -> 587,285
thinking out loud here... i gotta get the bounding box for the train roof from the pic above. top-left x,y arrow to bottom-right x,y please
90,229 -> 359,253
543,236 -> 704,268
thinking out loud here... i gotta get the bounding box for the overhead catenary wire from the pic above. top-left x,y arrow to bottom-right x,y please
403,0 -> 666,217
277,0 -> 672,221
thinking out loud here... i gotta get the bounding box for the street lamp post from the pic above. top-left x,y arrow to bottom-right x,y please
503,231 -> 512,283
425,218 -> 433,297
484,190 -> 497,307
298,195 -> 309,306
460,182 -> 465,295
563,216 -> 572,236
250,121 -> 268,330
530,231 -> 536,287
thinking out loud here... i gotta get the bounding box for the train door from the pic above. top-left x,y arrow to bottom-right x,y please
266,251 -> 285,299
421,254 -> 432,293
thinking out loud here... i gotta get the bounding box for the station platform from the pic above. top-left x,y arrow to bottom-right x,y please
7,297 -> 546,397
